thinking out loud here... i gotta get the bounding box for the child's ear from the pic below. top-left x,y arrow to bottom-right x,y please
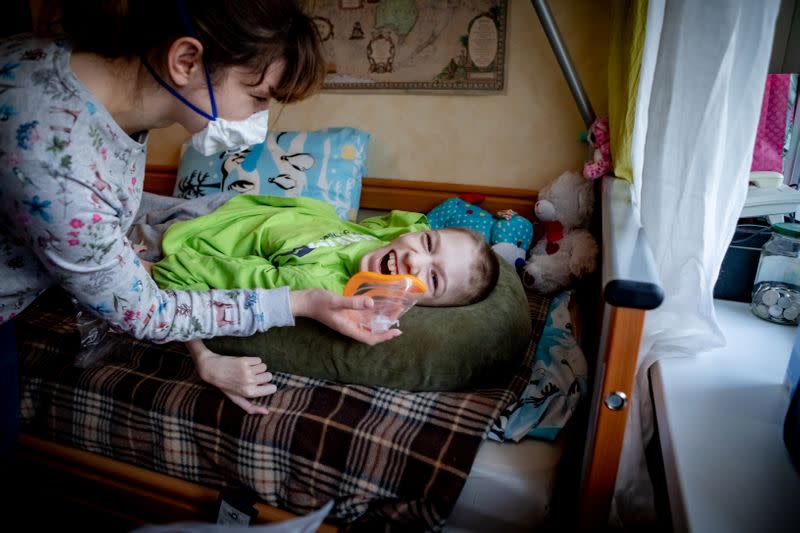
166,37 -> 205,88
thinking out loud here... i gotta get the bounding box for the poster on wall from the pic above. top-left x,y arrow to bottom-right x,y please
304,0 -> 508,93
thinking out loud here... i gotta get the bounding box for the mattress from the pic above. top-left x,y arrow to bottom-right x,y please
446,436 -> 565,531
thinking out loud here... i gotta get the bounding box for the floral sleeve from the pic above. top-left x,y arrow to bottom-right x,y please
10,159 -> 294,343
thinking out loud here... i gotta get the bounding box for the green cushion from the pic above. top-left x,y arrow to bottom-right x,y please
206,259 -> 531,391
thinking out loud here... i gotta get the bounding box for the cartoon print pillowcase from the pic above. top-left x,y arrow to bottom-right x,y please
174,127 -> 370,221
488,290 -> 589,442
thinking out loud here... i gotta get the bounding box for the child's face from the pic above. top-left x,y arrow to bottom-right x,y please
359,229 -> 477,306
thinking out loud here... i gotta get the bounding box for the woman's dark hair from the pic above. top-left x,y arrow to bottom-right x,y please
44,0 -> 325,103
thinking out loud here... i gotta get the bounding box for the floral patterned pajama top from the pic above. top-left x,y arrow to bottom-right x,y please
0,36 -> 293,341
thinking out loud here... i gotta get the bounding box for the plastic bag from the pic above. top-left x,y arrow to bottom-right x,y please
342,272 -> 427,333
71,298 -> 118,368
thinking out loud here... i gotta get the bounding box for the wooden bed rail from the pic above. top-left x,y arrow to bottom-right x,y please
143,164 -> 539,221
577,175 -> 664,529
15,434 -> 339,531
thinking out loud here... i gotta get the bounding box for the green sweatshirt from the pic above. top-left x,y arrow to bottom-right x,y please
153,195 -> 429,294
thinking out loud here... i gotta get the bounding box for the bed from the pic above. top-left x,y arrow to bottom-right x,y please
9,168 -> 659,532
8,2 -> 663,530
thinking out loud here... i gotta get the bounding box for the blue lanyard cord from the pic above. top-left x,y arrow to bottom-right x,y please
175,0 -> 217,119
139,0 -> 219,121
141,58 -> 217,121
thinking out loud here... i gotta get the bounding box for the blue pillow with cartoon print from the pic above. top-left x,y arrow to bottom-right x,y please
488,290 -> 588,442
174,127 -> 369,221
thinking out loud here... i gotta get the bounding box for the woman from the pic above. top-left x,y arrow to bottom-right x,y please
0,0 -> 398,453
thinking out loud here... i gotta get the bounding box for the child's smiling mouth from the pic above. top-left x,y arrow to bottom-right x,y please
380,250 -> 399,274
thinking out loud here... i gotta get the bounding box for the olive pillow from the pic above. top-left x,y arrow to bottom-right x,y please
206,259 -> 531,391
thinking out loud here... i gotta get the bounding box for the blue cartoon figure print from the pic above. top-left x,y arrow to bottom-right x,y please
489,291 -> 588,442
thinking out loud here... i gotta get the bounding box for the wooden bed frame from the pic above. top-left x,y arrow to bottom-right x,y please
13,166 -> 662,531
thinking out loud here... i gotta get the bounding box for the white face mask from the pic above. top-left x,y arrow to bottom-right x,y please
191,109 -> 270,156
141,57 -> 270,156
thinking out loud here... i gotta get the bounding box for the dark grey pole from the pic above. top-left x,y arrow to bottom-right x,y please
531,0 -> 597,129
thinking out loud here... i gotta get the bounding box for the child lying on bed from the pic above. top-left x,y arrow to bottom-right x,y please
143,194 -> 500,412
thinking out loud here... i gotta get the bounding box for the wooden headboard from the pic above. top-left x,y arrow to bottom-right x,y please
144,164 -> 539,221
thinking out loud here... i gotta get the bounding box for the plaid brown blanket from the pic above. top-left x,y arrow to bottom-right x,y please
15,289 -> 550,531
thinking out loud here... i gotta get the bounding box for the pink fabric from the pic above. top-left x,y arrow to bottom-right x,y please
583,116 -> 613,179
751,74 -> 791,172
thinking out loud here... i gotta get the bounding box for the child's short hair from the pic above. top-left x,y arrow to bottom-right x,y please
446,227 -> 500,305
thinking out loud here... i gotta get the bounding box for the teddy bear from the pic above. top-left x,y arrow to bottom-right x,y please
426,196 -> 534,271
523,171 -> 599,294
583,116 -> 613,179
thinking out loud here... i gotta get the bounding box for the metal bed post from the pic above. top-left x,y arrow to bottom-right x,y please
530,0 -> 596,129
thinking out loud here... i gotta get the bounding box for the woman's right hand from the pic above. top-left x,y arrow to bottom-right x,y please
289,288 -> 402,345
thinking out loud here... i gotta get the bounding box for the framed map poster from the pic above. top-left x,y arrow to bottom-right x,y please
304,0 -> 508,93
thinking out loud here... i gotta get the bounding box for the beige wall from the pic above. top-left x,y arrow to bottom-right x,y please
146,0 -> 610,191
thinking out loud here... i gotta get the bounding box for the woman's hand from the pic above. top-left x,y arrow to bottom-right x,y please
185,339 -> 275,415
289,288 -> 402,345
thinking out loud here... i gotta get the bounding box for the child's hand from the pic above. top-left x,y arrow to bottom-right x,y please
289,288 -> 403,345
185,339 -> 275,415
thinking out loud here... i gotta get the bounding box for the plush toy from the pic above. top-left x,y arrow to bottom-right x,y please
583,116 -> 613,179
427,197 -> 534,271
523,171 -> 598,294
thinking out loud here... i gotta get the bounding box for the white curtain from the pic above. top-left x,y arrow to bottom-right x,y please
612,0 -> 781,525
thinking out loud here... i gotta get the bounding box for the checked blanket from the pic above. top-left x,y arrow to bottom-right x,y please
15,288 -> 551,531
